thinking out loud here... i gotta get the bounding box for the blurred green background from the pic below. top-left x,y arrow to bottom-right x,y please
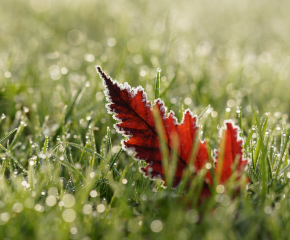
1,0 -> 290,126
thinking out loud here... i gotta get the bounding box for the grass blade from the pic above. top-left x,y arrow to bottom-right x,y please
0,143 -> 27,173
0,128 -> 18,143
160,64 -> 180,98
154,68 -> 161,99
65,142 -> 121,177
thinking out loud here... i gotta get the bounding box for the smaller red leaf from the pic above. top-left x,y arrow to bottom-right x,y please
214,121 -> 248,184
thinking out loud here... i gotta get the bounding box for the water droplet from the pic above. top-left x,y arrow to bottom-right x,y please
185,209 -> 198,223
23,107 -> 29,113
62,209 -> 76,222
45,196 -> 57,207
216,184 -> 225,194
62,194 -> 75,208
1,212 -> 10,222
107,38 -> 116,47
96,204 -> 105,213
21,181 -> 28,187
34,204 -> 44,212
150,220 -> 163,232
205,163 -> 212,169
83,204 -> 92,215
90,190 -> 98,198
70,227 -> 78,235
12,203 -> 23,213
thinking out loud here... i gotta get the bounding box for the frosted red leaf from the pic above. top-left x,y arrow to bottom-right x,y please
214,121 -> 248,184
96,66 -> 211,187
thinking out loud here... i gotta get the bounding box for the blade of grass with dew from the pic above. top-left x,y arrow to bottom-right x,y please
198,105 -> 211,120
0,128 -> 18,143
109,147 -> 123,179
57,155 -> 86,181
109,147 -> 123,171
65,142 -> 120,177
255,113 -> 269,201
65,81 -> 88,124
244,128 -> 254,150
253,116 -> 268,168
279,165 -> 290,178
275,182 -> 288,193
179,98 -> 184,122
237,106 -> 242,136
154,68 -> 161,99
89,125 -> 97,172
112,47 -> 127,79
168,133 -> 179,189
42,135 -> 49,154
152,105 -> 170,186
275,131 -> 290,178
9,123 -> 24,150
52,143 -> 62,152
53,81 -> 88,140
160,64 -> 180,98
214,129 -> 226,186
105,127 -> 112,156
0,143 -> 27,173
103,167 -> 128,221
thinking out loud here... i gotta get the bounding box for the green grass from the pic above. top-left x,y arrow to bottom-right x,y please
1,0 -> 290,239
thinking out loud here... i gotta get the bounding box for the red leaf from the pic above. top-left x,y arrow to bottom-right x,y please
214,121 -> 248,184
96,66 -> 210,186
97,66 -> 249,196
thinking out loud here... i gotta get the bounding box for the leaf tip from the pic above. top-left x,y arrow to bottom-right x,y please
95,65 -> 102,73
95,65 -> 108,81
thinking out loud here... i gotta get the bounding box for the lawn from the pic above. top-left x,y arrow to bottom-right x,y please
0,0 -> 290,239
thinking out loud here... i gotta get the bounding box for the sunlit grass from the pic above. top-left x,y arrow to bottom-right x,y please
1,0 -> 290,239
